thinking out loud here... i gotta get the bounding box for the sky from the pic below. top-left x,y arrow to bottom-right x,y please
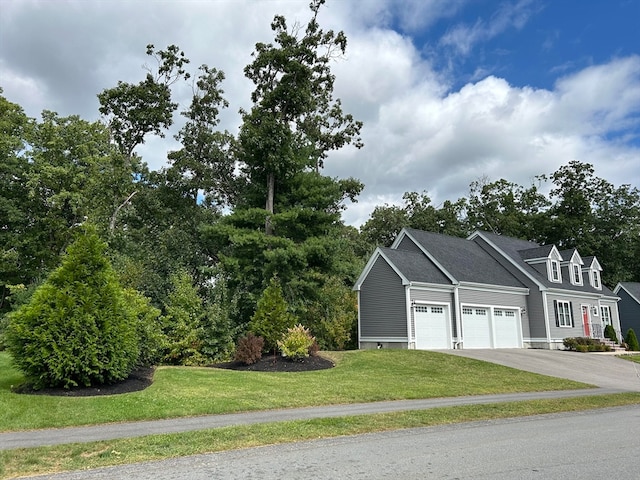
1,0 -> 639,227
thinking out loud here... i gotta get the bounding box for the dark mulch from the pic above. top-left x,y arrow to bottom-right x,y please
13,367 -> 155,397
12,354 -> 334,397
214,353 -> 335,372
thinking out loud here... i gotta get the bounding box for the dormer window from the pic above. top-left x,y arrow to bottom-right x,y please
585,257 -> 603,290
550,260 -> 561,282
572,263 -> 582,285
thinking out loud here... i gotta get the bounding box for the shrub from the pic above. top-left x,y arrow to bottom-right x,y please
160,270 -> 206,366
123,288 -> 163,367
234,333 -> 264,365
563,337 -> 611,352
250,277 -> 296,353
278,324 -> 316,360
625,329 -> 639,351
5,226 -> 140,389
604,324 -> 618,343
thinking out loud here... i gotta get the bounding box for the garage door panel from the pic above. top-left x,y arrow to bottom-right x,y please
494,309 -> 520,348
462,307 -> 491,348
415,305 -> 450,349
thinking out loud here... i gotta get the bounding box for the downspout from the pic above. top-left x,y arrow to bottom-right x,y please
542,290 -> 551,348
357,289 -> 362,349
406,284 -> 413,349
453,282 -> 461,349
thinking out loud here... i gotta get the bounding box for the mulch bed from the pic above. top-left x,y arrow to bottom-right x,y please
13,367 -> 156,397
13,354 -> 334,397
213,353 -> 335,372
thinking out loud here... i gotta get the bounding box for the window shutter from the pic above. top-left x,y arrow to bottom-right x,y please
569,301 -> 574,327
554,300 -> 559,327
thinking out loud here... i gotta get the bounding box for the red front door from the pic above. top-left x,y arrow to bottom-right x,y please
582,306 -> 591,337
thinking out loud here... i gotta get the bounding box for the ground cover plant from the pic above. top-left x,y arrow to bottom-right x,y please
0,349 -> 592,432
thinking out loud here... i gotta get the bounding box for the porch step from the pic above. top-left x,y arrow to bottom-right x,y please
599,339 -> 627,352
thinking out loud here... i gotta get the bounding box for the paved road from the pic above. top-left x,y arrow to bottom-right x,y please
3,349 -> 640,451
0,388 -> 617,450
33,405 -> 640,479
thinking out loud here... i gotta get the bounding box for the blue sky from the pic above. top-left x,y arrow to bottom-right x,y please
1,0 -> 639,226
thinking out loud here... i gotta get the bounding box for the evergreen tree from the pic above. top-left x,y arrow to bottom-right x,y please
625,329 -> 639,351
6,226 -> 141,389
249,277 -> 297,353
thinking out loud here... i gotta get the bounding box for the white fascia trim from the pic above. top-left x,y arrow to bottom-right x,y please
470,231 -> 547,291
408,283 -> 455,292
398,229 -> 458,284
353,248 -> 409,291
360,337 -> 409,342
546,287 -> 617,301
614,283 -> 640,305
457,282 -> 529,295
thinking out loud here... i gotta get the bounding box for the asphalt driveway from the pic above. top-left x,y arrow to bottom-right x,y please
444,349 -> 640,391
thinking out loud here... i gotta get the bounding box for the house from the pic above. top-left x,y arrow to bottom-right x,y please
354,228 -> 622,350
613,282 -> 640,337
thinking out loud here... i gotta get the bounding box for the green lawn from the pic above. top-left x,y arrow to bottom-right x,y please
1,349 -> 591,432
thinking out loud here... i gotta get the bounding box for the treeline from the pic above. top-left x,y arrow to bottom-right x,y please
1,1 -> 639,379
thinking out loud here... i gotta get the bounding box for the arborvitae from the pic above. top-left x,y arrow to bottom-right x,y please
6,226 -> 140,389
249,276 -> 296,353
625,328 -> 639,351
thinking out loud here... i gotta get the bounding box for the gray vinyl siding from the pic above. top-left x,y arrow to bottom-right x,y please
396,236 -> 423,253
601,299 -> 621,333
618,290 -> 640,334
526,289 -> 546,339
546,294 -> 588,339
473,236 -> 545,340
359,257 -> 408,338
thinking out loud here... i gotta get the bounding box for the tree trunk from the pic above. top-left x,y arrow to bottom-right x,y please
265,172 -> 275,235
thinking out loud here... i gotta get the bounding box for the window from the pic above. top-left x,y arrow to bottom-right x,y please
432,306 -> 444,314
550,260 -> 561,282
475,308 -> 487,315
555,301 -> 573,327
494,310 -> 503,316
462,307 -> 473,315
572,264 -> 582,285
600,306 -> 611,326
505,311 -> 515,317
592,270 -> 601,289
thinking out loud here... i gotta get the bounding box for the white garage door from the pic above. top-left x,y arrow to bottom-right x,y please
414,305 -> 450,349
493,309 -> 520,348
462,306 -> 491,348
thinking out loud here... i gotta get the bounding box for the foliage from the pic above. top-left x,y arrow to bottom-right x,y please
625,329 -> 639,351
234,333 -> 264,365
122,288 -> 163,367
160,270 -> 206,365
5,226 -> 140,389
304,276 -> 358,350
199,280 -> 238,362
278,324 -> 316,360
360,191 -> 468,249
563,337 -> 611,352
604,324 -> 618,343
249,277 -> 297,353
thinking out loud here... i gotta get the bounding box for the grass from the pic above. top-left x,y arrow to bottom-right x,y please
2,393 -> 640,479
619,353 -> 640,364
0,349 -> 592,432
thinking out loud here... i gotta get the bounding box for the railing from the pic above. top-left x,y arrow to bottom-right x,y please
590,323 -> 603,339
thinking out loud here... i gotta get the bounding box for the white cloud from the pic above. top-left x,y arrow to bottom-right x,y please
440,0 -> 539,56
1,0 -> 638,230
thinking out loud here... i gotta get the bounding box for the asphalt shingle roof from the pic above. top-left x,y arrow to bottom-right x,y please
477,231 -> 616,296
399,229 -> 526,288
